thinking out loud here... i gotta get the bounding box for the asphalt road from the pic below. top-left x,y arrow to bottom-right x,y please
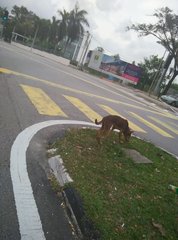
0,41 -> 178,239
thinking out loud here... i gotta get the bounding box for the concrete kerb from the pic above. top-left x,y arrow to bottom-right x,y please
46,127 -> 158,240
46,120 -> 178,239
46,123 -> 101,240
48,149 -> 101,240
134,91 -> 178,114
11,42 -> 70,66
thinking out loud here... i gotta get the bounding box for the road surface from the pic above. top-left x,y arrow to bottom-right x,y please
0,41 -> 178,239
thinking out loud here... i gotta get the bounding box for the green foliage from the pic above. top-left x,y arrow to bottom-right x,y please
38,19 -> 51,42
52,128 -> 178,240
11,5 -> 39,36
1,3 -> 89,57
57,9 -> 69,42
128,7 -> 178,94
0,7 -> 6,17
67,3 -> 89,43
137,55 -> 163,91
171,83 -> 178,92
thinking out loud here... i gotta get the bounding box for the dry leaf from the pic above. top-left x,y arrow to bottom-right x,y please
76,145 -> 83,149
152,219 -> 166,237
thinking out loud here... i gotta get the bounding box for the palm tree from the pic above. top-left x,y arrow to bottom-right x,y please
57,9 -> 69,42
11,5 -> 38,37
38,18 -> 51,42
0,7 -> 6,17
49,16 -> 60,44
66,3 -> 89,47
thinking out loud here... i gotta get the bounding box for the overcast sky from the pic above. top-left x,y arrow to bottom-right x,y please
1,0 -> 178,64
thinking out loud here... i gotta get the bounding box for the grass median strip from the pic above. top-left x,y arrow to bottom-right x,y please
51,128 -> 178,240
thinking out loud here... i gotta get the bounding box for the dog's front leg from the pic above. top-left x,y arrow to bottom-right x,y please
118,131 -> 124,143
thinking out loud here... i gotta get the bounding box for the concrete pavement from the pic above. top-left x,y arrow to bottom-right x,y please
11,41 -> 70,66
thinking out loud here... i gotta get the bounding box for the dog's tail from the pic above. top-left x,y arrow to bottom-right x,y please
95,119 -> 102,125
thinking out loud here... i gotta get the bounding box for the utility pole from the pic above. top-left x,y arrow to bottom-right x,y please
11,26 -> 16,42
72,36 -> 81,60
148,50 -> 166,96
31,26 -> 39,51
80,35 -> 92,69
153,53 -> 173,96
77,31 -> 90,68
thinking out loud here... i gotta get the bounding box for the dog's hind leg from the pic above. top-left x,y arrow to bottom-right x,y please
96,128 -> 109,144
96,129 -> 103,144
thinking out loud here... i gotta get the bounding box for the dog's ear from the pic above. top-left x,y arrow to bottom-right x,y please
130,129 -> 134,133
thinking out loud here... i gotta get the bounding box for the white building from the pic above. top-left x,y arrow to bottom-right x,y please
62,31 -> 91,63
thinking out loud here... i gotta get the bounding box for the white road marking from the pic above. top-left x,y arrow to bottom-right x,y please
10,120 -> 97,240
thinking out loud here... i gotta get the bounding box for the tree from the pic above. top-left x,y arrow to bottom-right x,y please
0,7 -> 7,18
137,55 -> 163,91
113,54 -> 120,62
11,5 -> 38,37
1,4 -> 90,57
11,5 -> 28,23
67,3 -> 89,45
38,18 -> 51,42
128,7 -> 178,95
57,9 -> 69,42
171,83 -> 178,92
96,47 -> 104,52
0,7 -> 10,41
48,16 -> 59,45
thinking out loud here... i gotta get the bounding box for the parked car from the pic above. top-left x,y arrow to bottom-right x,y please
160,95 -> 178,107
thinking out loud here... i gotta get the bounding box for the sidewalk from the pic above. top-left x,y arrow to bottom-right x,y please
11,41 -> 70,66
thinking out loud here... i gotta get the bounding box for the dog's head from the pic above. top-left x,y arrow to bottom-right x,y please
125,128 -> 134,141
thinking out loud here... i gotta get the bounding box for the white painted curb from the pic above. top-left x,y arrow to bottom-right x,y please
10,120 -> 97,240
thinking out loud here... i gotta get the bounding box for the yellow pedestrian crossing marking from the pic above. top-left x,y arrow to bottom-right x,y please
21,85 -> 67,117
98,104 -> 146,133
168,121 -> 178,129
64,95 -> 102,122
149,116 -> 178,135
129,112 -> 173,138
1,67 -> 178,120
18,83 -> 177,138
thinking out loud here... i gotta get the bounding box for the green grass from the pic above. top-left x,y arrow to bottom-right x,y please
51,128 -> 178,239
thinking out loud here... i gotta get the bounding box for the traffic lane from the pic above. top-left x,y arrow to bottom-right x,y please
0,74 -> 21,240
70,95 -> 178,157
17,77 -> 178,159
0,43 -> 139,102
2,70 -> 178,159
15,73 -> 175,121
0,67 -> 146,111
1,43 -> 175,114
3,75 -> 68,128
0,44 -> 152,109
6,44 -> 163,110
5,68 -> 160,117
0,75 -> 75,239
6,71 -> 176,136
136,128 -> 178,158
126,109 -> 178,157
3,68 -> 176,127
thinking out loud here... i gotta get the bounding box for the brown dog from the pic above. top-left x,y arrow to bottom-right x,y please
95,115 -> 133,144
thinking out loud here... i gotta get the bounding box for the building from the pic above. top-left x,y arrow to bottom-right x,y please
62,31 -> 91,63
86,49 -> 141,85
